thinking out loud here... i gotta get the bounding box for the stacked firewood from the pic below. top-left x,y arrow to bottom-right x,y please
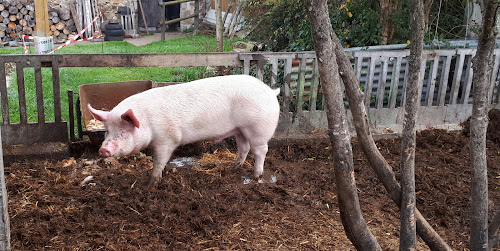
0,0 -> 77,42
47,8 -> 75,41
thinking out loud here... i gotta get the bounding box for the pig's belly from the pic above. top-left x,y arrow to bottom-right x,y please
180,127 -> 241,145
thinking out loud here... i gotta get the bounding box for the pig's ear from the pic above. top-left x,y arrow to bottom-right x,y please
88,104 -> 110,122
121,109 -> 140,128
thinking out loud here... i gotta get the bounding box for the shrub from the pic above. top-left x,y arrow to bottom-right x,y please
246,0 -> 382,51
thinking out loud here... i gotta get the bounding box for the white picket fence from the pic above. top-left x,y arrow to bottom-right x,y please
240,49 -> 500,134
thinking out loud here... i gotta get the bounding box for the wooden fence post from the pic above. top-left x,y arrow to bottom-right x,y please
194,0 -> 199,30
161,3 -> 166,41
0,125 -> 10,251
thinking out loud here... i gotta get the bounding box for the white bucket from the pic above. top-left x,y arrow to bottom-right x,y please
34,36 -> 54,54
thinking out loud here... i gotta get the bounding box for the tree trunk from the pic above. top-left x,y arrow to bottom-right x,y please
470,1 -> 499,250
378,0 -> 398,45
399,0 -> 424,249
305,0 -> 381,250
327,9 -> 452,251
215,0 -> 223,53
489,211 -> 500,249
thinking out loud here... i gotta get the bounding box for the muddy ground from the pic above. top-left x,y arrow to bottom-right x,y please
5,109 -> 500,250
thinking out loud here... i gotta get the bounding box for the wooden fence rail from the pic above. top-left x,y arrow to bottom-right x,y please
0,50 -> 500,146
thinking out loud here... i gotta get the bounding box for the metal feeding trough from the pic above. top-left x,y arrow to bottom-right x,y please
78,80 -> 154,144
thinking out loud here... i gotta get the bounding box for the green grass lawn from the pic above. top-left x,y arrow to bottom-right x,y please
0,34 -> 244,128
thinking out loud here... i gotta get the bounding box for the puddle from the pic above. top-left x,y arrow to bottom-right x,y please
242,175 -> 277,185
169,157 -> 198,168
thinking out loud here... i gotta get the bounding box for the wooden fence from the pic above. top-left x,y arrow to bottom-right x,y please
1,50 -> 500,146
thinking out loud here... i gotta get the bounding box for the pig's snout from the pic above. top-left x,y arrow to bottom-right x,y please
99,147 -> 113,158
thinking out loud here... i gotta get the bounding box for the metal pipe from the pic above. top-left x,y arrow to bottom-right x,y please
160,13 -> 197,26
76,97 -> 83,139
67,89 -> 75,142
159,0 -> 193,7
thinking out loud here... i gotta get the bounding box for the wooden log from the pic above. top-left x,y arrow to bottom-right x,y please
27,18 -> 34,27
0,31 -> 4,38
8,6 -> 17,15
50,24 -> 56,31
0,23 -> 6,31
57,33 -> 67,41
15,2 -> 22,9
10,0 -> 19,6
0,16 -> 2,23
15,24 -> 21,31
0,4 -> 4,12
66,23 -> 75,32
7,21 -> 14,29
1,10 -> 8,18
19,6 -> 26,15
69,1 -> 82,33
64,18 -> 74,27
15,11 -> 21,20
53,29 -> 59,36
26,4 -> 33,11
2,18 -> 8,24
51,16 -> 59,24
49,11 -> 57,19
55,21 -> 64,30
9,31 -> 14,38
62,27 -> 70,34
18,18 -> 25,26
59,8 -> 70,20
4,27 -> 10,33
8,14 -> 14,21
22,25 -> 32,34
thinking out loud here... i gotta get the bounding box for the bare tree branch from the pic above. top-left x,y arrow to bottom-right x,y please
470,0 -> 499,250
305,0 -> 381,249
327,14 -> 452,251
400,0 -> 424,249
488,211 -> 500,249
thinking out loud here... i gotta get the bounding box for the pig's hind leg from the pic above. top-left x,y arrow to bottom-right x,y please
241,127 -> 274,178
235,134 -> 250,166
149,144 -> 176,188
250,142 -> 268,178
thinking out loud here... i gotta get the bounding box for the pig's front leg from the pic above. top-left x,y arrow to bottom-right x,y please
148,144 -> 176,188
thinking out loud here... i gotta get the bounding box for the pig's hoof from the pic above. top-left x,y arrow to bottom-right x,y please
148,177 -> 161,188
254,170 -> 263,178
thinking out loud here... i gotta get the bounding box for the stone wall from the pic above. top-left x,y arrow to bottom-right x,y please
180,1 -> 195,31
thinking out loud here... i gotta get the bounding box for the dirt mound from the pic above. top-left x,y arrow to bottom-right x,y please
462,108 -> 500,146
5,124 -> 500,250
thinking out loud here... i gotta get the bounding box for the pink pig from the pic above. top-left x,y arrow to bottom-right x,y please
88,75 -> 280,187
